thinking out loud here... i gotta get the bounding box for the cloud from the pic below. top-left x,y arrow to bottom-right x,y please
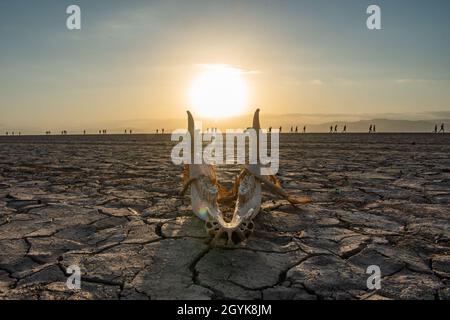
310,79 -> 324,86
194,64 -> 261,75
288,79 -> 324,86
396,78 -> 432,84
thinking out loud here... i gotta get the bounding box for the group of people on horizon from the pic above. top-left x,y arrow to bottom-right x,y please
4,131 -> 21,136
329,125 -> 348,133
267,126 -> 307,133
434,123 -> 445,133
3,123 -> 448,136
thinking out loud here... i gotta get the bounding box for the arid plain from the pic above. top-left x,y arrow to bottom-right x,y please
0,133 -> 449,300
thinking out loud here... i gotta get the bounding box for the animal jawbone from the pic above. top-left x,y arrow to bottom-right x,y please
183,109 -> 310,246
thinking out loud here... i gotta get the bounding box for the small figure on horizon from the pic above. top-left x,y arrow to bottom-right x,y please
369,125 -> 373,133
343,125 -> 347,133
303,126 -> 306,133
5,132 -> 8,136
290,126 -> 293,133
162,129 -> 165,134
279,126 -> 282,133
330,126 -> 333,133
156,129 -> 159,134
295,126 -> 298,133
439,123 -> 445,133
84,130 -> 86,135
434,124 -> 438,133
373,125 -> 376,133
268,127 -> 272,133
125,129 -> 127,134
130,129 -> 132,134
334,125 -> 338,133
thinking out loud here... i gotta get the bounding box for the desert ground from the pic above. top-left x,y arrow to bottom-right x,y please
0,133 -> 449,300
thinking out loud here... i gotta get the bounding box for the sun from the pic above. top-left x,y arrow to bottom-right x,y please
188,65 -> 249,118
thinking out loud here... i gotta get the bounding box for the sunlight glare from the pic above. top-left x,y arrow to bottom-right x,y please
188,65 -> 249,118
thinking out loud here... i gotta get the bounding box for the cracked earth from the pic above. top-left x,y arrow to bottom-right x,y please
0,133 -> 449,300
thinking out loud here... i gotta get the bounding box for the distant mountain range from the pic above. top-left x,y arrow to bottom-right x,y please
298,119 -> 450,133
1,113 -> 449,134
103,115 -> 449,133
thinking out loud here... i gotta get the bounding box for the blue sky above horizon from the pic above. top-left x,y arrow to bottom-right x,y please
0,0 -> 449,131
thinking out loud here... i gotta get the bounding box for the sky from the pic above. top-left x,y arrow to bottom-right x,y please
0,0 -> 449,133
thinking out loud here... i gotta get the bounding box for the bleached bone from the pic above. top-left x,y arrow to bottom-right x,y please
181,109 -> 311,246
211,109 -> 263,244
181,111 -> 222,223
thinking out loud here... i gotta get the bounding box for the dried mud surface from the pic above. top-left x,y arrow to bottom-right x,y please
0,133 -> 449,300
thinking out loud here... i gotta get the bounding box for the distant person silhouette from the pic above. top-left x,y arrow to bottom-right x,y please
162,129 -> 165,134
334,125 -> 338,133
343,125 -> 347,133
268,127 -> 272,133
330,126 -> 333,133
5,132 -> 8,136
130,130 -> 132,134
279,126 -> 282,133
84,130 -> 86,135
303,126 -> 306,133
295,126 -> 298,133
434,124 -> 438,133
439,123 -> 445,133
156,129 -> 159,134
125,129 -> 127,134
369,125 -> 373,133
373,125 -> 376,133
